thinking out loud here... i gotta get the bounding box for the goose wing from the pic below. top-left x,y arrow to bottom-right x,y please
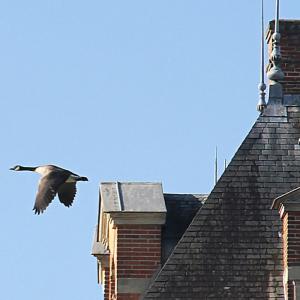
33,171 -> 70,214
57,182 -> 77,207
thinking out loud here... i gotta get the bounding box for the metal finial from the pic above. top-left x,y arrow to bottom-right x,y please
214,146 -> 218,185
257,0 -> 267,112
275,0 -> 280,33
267,0 -> 285,82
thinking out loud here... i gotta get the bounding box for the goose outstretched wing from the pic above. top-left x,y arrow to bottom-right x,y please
33,171 -> 70,214
57,183 -> 77,207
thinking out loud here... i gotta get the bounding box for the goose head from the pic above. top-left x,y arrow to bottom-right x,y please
10,165 -> 23,171
10,165 -> 36,171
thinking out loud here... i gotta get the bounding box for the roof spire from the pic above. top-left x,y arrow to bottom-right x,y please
267,0 -> 285,82
257,0 -> 267,112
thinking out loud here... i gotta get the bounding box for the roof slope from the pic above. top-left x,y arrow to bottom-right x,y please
143,107 -> 300,299
161,194 -> 206,264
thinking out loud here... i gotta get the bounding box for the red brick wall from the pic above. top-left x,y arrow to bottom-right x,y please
104,268 -> 110,300
116,224 -> 161,279
110,261 -> 116,300
103,224 -> 162,300
285,211 -> 300,266
281,33 -> 300,94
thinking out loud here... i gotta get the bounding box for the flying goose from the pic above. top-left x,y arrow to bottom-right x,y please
10,164 -> 88,214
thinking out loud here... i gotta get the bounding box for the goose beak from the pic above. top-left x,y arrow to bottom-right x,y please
9,167 -> 14,170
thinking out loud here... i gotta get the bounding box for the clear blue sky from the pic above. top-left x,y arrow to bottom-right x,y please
1,1 -> 299,299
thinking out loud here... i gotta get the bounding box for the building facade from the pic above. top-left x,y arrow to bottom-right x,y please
92,20 -> 300,300
92,182 -> 205,300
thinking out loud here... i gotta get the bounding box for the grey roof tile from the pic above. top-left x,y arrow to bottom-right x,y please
161,194 -> 205,264
143,107 -> 300,299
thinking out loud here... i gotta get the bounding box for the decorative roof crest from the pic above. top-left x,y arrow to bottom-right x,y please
267,0 -> 285,82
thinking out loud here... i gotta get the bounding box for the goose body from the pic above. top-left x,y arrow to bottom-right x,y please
10,164 -> 88,214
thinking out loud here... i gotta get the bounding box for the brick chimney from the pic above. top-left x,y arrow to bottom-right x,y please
267,20 -> 300,95
272,188 -> 300,300
92,182 -> 166,300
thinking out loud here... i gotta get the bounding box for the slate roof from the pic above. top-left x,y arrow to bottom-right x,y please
143,101 -> 300,299
161,194 -> 206,264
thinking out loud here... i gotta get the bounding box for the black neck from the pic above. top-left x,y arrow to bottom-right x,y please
20,166 -> 37,171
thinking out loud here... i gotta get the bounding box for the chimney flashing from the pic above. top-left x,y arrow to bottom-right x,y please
261,83 -> 287,117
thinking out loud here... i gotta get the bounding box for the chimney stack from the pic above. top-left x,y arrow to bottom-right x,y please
92,182 -> 167,300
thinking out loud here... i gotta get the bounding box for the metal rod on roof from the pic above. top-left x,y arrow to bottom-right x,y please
261,0 -> 265,87
257,0 -> 267,112
275,0 -> 280,33
215,146 -> 218,185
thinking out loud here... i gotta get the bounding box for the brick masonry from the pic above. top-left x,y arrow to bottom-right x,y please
102,223 -> 162,300
283,212 -> 300,267
116,225 -> 162,279
104,268 -> 109,300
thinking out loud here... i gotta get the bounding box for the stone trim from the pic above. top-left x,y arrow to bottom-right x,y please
109,212 -> 166,225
